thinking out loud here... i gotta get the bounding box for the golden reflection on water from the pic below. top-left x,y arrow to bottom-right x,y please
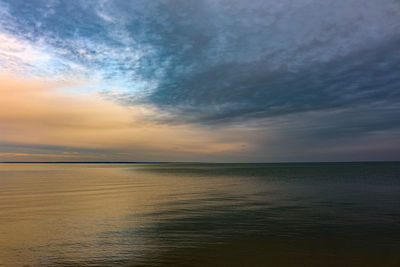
0,164 -> 266,266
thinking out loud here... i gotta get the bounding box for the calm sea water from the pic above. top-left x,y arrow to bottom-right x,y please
0,163 -> 399,266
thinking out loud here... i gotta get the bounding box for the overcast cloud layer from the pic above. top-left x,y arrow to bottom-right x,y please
1,0 -> 400,161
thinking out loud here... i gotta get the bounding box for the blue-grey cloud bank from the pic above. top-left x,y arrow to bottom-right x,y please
1,0 -> 400,161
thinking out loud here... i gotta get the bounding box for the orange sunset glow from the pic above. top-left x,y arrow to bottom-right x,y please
0,74 -> 252,162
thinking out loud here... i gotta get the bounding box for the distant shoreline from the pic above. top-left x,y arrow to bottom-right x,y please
0,162 -> 171,164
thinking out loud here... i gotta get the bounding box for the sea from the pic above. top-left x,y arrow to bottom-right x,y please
0,162 -> 399,266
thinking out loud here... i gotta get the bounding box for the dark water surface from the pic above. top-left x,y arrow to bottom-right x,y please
0,163 -> 399,266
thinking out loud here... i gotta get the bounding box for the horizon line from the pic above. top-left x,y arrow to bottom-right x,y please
0,161 -> 399,164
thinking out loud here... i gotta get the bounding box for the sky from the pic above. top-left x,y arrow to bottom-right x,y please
0,0 -> 400,162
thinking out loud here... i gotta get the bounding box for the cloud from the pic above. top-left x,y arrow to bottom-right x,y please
2,0 -> 400,120
1,0 -> 400,161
